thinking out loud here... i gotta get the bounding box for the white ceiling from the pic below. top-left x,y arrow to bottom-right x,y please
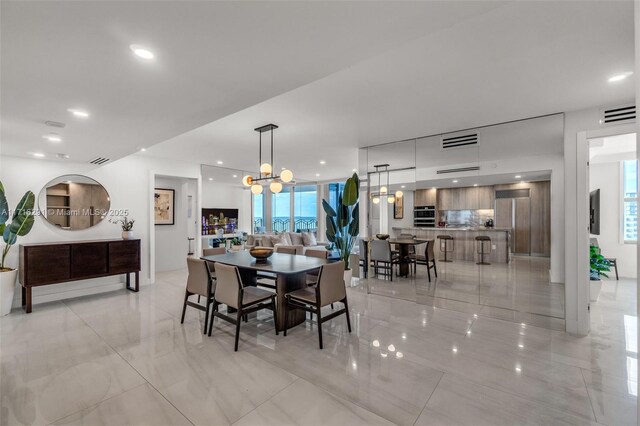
2,1 -> 635,183
0,1 -> 503,163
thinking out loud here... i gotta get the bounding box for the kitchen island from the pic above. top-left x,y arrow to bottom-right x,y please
392,227 -> 511,263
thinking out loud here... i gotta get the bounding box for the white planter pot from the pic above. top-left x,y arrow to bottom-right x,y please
232,245 -> 243,252
0,269 -> 18,316
590,279 -> 602,302
344,268 -> 353,286
122,230 -> 134,240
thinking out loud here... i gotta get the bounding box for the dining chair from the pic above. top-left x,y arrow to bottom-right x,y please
283,261 -> 351,349
208,263 -> 278,351
181,257 -> 214,334
358,239 -> 368,278
370,240 -> 399,281
399,233 -> 416,255
305,249 -> 328,285
203,247 -> 227,256
410,240 -> 438,282
275,246 -> 297,255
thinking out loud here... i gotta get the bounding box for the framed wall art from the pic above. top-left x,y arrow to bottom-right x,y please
154,188 -> 175,225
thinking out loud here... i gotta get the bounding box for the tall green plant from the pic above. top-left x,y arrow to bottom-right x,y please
322,173 -> 359,270
590,245 -> 610,281
0,182 -> 35,270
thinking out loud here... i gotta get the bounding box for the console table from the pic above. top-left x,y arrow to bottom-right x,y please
19,239 -> 141,313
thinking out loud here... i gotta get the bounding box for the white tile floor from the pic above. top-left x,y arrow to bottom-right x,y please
0,269 -> 635,425
364,256 -> 566,330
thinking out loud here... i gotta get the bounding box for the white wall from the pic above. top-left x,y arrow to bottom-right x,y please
154,176 -> 195,272
590,162 -> 636,278
0,153 -> 201,307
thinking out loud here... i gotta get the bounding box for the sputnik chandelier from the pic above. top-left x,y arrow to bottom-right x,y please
242,124 -> 293,194
371,163 -> 403,204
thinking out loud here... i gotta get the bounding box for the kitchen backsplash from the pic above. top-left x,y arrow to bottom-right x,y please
441,209 -> 494,227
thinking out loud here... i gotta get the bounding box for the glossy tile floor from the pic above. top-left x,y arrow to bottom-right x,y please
365,256 -> 566,330
1,270 -> 635,425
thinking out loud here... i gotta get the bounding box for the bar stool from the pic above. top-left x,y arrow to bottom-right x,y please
437,235 -> 454,262
475,235 -> 491,265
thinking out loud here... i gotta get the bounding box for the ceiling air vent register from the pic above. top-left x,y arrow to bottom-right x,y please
89,157 -> 110,165
600,105 -> 635,125
436,166 -> 480,175
441,132 -> 479,150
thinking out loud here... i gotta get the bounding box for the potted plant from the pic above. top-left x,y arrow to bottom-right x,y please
0,182 -> 35,316
230,237 -> 243,251
590,245 -> 611,302
322,172 -> 359,285
111,216 -> 135,239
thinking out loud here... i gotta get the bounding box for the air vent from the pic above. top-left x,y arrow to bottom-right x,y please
45,121 -> 66,128
436,166 -> 480,175
89,157 -> 110,165
441,132 -> 479,150
601,105 -> 635,125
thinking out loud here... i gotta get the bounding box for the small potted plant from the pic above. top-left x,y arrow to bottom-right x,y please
590,245 -> 611,302
230,237 -> 243,251
0,182 -> 35,316
111,216 -> 135,240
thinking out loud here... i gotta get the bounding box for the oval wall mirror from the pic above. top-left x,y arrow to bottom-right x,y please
38,174 -> 110,230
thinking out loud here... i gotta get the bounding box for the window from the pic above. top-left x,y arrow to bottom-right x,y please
252,193 -> 264,233
272,187 -> 291,232
623,160 -> 638,242
328,182 -> 345,212
293,186 -> 318,231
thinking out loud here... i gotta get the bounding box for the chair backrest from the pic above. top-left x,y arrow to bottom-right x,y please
203,247 -> 226,256
370,240 -> 391,262
305,249 -> 328,259
426,240 -> 435,261
359,239 -> 367,260
186,257 -> 211,297
213,263 -> 243,309
275,246 -> 297,255
317,261 -> 346,306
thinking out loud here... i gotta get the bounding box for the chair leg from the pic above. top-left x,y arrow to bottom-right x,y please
614,261 -> 619,280
316,304 -> 323,349
331,303 -> 334,309
208,301 -> 218,337
427,263 -> 431,282
197,295 -> 201,303
180,290 -> 189,324
433,260 -> 438,277
271,298 -> 279,335
234,311 -> 242,352
203,298 -> 210,335
283,298 -> 289,336
343,298 -> 352,333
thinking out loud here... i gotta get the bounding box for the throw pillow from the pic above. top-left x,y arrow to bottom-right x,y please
289,232 -> 304,246
258,237 -> 273,247
282,232 -> 293,246
270,234 -> 288,246
302,231 -> 317,246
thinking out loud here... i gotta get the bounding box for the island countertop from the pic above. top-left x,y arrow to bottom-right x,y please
392,226 -> 511,232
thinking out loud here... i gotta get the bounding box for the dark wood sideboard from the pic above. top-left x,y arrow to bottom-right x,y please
19,239 -> 141,313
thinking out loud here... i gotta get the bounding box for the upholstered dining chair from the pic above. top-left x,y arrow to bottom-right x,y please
370,240 -> 399,281
181,257 -> 214,334
304,248 -> 328,285
283,261 -> 351,349
208,263 -> 278,351
275,246 -> 298,255
410,239 -> 438,282
358,239 -> 369,278
203,247 -> 227,256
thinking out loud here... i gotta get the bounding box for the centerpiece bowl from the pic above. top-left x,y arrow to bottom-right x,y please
376,233 -> 390,240
249,247 -> 274,263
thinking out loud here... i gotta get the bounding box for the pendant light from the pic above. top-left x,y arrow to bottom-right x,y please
242,124 -> 293,193
370,163 -> 403,204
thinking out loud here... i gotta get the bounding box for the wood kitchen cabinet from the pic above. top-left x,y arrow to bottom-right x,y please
414,188 -> 437,207
476,186 -> 495,209
437,186 -> 495,210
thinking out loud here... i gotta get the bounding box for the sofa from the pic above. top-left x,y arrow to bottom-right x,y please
246,231 -> 328,255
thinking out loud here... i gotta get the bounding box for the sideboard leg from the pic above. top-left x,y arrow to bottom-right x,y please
25,287 -> 32,313
126,272 -> 140,292
21,286 -> 26,307
135,271 -> 139,292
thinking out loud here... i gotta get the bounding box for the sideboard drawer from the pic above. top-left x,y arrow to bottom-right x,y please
25,245 -> 71,285
108,240 -> 140,273
71,243 -> 108,278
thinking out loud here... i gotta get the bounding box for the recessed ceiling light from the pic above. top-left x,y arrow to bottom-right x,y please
352,168 -> 357,172
67,108 -> 89,118
140,148 -> 146,152
401,185 -> 406,189
452,180 -> 458,183
208,178 -> 213,181
232,174 -> 238,178
473,183 -> 478,187
43,134 -> 62,142
130,44 -> 155,60
515,175 -> 521,179
320,160 -> 326,165
315,173 -> 320,177
32,152 -> 45,158
608,72 -> 633,83
217,161 -> 223,165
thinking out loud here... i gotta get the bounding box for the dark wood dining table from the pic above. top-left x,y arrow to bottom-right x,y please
201,251 -> 329,331
387,238 -> 429,277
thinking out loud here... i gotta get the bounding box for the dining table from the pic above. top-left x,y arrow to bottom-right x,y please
201,251 -> 329,331
387,238 -> 429,277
